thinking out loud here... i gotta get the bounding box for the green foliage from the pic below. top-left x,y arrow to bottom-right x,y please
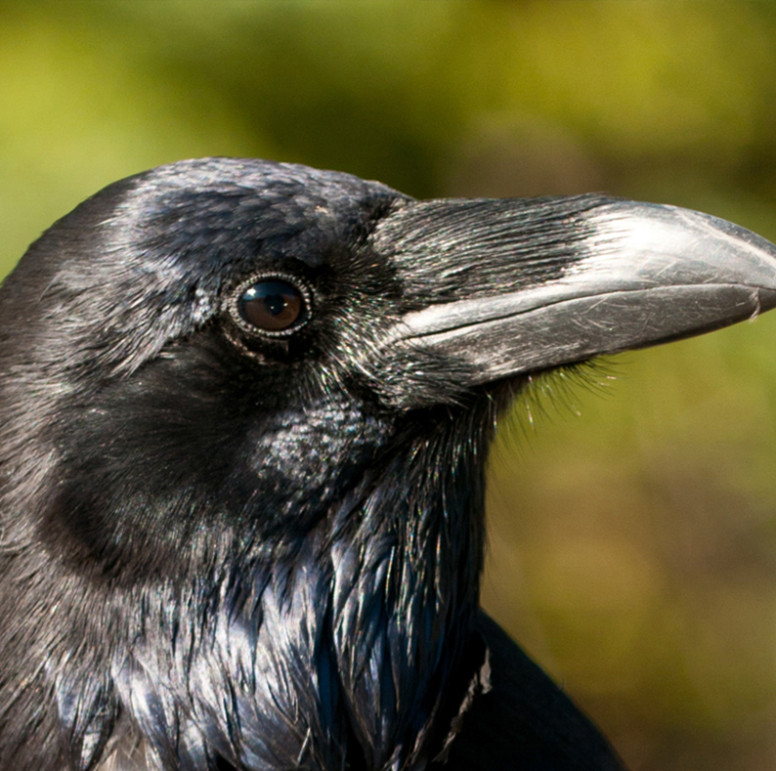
3,2 -> 776,767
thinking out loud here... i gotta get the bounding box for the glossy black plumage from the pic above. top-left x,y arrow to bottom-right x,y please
1,158 -> 776,770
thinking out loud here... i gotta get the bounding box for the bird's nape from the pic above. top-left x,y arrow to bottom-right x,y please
0,157 -> 775,770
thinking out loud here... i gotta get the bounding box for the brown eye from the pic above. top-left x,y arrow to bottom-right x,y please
238,278 -> 308,334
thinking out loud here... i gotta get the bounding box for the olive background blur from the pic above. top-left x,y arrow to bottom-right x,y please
3,2 -> 776,768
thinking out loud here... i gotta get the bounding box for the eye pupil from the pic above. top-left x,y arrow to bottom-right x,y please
263,293 -> 287,317
239,279 -> 306,333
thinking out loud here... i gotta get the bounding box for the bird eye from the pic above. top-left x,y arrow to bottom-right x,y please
236,277 -> 309,335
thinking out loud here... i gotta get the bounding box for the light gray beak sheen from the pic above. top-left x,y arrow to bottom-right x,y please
397,201 -> 776,384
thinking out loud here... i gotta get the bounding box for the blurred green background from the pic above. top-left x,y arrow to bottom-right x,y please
3,1 -> 776,767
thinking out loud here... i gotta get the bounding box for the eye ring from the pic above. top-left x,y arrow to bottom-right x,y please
227,272 -> 313,338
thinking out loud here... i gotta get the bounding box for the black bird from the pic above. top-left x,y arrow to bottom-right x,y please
1,158 -> 776,771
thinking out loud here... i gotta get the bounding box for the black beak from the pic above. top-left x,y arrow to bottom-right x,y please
374,196 -> 776,403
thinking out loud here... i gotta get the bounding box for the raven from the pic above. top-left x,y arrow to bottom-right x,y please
1,158 -> 775,770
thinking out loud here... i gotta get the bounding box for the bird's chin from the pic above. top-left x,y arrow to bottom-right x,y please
473,359 -> 610,424
476,375 -> 527,413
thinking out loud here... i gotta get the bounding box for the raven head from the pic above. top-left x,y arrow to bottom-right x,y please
1,158 -> 775,769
